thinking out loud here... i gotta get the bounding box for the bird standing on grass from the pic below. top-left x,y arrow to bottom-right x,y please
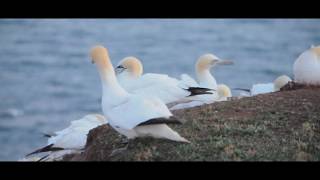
90,46 -> 190,149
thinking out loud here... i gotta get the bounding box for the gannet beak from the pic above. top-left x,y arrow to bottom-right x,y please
216,59 -> 234,65
115,65 -> 126,74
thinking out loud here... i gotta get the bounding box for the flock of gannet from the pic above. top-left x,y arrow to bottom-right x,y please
115,56 -> 213,104
170,53 -> 234,110
90,47 -> 190,144
22,44 -> 320,161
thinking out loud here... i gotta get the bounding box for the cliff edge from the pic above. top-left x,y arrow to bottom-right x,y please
64,82 -> 320,161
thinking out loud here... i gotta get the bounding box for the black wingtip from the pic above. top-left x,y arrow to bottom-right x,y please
26,144 -> 64,157
37,154 -> 50,162
42,133 -> 52,138
185,87 -> 215,97
232,88 -> 251,92
41,131 -> 56,138
137,116 -> 184,127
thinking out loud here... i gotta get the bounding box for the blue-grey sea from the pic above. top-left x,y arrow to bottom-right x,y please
0,19 -> 319,160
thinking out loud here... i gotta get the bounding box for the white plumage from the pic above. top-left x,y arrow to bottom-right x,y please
91,46 -> 189,143
170,54 -> 233,109
103,94 -> 172,130
23,114 -> 107,161
236,75 -> 292,96
181,53 -> 232,97
47,114 -> 107,149
115,57 -> 212,104
250,83 -> 275,95
194,54 -> 233,89
170,84 -> 232,110
180,73 -> 199,87
216,84 -> 232,101
179,73 -> 218,103
169,101 -> 204,110
293,45 -> 320,85
119,73 -> 190,104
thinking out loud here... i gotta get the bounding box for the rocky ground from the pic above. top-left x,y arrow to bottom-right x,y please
63,82 -> 320,161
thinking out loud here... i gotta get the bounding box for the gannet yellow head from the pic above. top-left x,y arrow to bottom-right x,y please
310,45 -> 320,59
90,45 -> 113,71
273,75 -> 292,91
217,84 -> 232,98
196,53 -> 233,73
115,56 -> 143,77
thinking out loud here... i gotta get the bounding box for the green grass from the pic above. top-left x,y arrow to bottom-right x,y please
66,87 -> 320,161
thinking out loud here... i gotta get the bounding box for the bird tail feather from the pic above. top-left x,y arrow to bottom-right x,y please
137,116 -> 186,126
26,144 -> 64,157
185,87 -> 215,96
232,88 -> 251,92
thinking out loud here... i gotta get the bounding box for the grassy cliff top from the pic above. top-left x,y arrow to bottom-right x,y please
65,83 -> 320,161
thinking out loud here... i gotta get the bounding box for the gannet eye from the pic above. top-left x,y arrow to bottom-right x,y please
210,59 -> 219,65
115,65 -> 126,74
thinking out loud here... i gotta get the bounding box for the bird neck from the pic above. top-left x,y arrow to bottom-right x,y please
97,65 -> 129,99
120,71 -> 139,81
196,69 -> 217,88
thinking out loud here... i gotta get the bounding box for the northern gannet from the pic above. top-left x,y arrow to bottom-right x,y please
181,53 -> 233,89
233,75 -> 292,96
24,114 -> 107,161
90,46 -> 189,144
178,53 -> 233,103
216,84 -> 232,101
273,75 -> 292,91
115,56 -> 214,104
293,45 -> 320,85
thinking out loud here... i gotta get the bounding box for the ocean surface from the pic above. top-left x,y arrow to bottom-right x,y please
0,19 -> 319,161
